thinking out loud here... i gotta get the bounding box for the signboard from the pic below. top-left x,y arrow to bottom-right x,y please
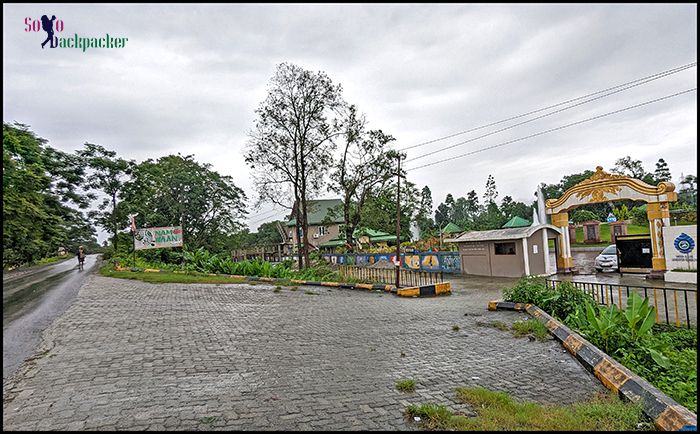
663,225 -> 697,271
134,226 -> 183,250
607,213 -> 617,223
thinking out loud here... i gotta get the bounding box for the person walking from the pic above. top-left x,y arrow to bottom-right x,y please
77,245 -> 86,271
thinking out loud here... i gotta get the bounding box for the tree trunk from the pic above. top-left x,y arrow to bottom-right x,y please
293,189 -> 304,269
112,193 -> 118,251
300,188 -> 310,269
344,197 -> 353,252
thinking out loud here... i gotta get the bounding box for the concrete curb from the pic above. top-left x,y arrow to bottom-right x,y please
488,300 -> 697,431
114,265 -> 450,297
396,282 -> 452,297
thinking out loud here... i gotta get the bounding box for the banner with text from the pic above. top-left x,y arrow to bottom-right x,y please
134,226 -> 183,250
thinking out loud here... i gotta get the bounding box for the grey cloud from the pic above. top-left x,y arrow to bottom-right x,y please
3,3 -> 696,237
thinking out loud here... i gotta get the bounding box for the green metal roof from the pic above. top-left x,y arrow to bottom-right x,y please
502,216 -> 531,228
286,199 -> 344,227
369,235 -> 402,242
441,222 -> 463,234
319,239 -> 348,248
355,227 -> 391,238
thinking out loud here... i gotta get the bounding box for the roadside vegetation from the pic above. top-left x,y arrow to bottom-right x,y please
503,276 -> 697,413
406,387 -> 648,431
100,247 -> 372,287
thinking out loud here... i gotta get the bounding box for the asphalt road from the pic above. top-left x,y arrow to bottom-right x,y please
3,254 -> 99,380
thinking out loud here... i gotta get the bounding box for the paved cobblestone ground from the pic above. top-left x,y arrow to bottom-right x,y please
3,275 -> 604,430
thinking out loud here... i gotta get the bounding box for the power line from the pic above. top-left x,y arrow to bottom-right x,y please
406,63 -> 697,162
246,206 -> 281,219
399,61 -> 696,153
247,208 -> 286,226
406,88 -> 697,172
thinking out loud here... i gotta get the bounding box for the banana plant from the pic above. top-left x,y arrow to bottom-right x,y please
624,292 -> 657,341
585,303 -> 623,353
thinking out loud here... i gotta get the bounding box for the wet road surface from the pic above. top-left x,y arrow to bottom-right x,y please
3,254 -> 99,380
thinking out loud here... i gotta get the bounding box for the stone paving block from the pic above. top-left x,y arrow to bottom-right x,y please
3,275 -> 604,430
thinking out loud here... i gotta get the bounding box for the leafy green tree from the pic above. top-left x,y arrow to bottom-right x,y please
465,190 -> 480,219
78,143 -> 134,251
434,201 -> 451,229
500,195 -> 533,221
451,197 -> 469,227
473,201 -> 506,230
252,221 -> 284,245
245,62 -> 344,268
630,205 -> 648,226
3,123 -> 92,267
653,158 -> 672,183
328,104 -> 397,251
611,156 -> 647,179
121,154 -> 247,253
678,174 -> 697,207
360,179 -> 419,241
571,209 -> 599,224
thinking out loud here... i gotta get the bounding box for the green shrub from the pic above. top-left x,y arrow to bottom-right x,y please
502,277 -> 594,321
502,276 -> 551,306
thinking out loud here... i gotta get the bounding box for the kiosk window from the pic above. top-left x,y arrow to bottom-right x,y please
495,242 -> 516,255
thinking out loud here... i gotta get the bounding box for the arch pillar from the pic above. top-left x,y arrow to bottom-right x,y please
647,202 -> 670,276
551,212 -> 573,272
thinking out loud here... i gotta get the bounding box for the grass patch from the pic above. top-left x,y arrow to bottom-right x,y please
405,403 -> 471,430
407,387 -> 648,431
304,290 -> 317,295
290,286 -> 298,291
452,387 -> 647,431
452,325 -> 460,331
396,379 -> 416,393
476,320 -> 509,332
511,319 -> 550,341
273,288 -> 282,293
101,266 -> 253,285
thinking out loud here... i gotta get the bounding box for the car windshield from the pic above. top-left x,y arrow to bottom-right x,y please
601,245 -> 616,255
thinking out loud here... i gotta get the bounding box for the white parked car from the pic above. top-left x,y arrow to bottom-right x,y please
594,244 -> 618,272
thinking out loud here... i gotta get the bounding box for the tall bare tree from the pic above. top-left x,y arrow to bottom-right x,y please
245,63 -> 344,268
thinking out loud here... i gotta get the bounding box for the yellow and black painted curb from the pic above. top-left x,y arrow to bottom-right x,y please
114,265 -> 449,297
396,282 -> 452,297
488,300 -> 697,431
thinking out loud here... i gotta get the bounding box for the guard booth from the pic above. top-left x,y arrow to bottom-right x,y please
615,234 -> 653,274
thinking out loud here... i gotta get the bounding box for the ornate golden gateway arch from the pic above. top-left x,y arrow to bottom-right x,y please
545,166 -> 677,275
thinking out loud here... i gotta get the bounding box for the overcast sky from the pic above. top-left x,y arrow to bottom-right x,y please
3,3 -> 697,241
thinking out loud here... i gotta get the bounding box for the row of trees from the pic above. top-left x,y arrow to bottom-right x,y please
414,175 -> 534,237
3,122 -> 248,268
4,123 -> 98,266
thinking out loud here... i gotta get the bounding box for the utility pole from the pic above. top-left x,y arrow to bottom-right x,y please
395,153 -> 402,290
